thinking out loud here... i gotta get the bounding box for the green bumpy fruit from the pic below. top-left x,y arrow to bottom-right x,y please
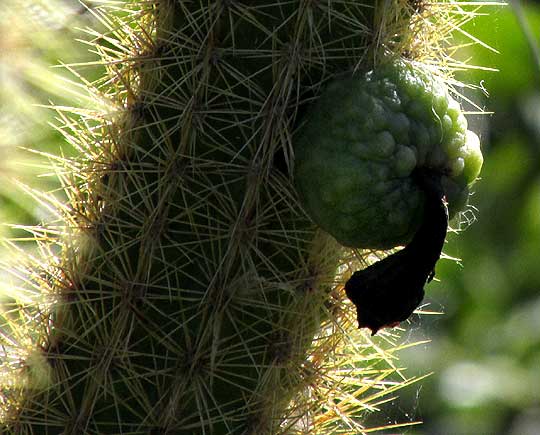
294,60 -> 483,249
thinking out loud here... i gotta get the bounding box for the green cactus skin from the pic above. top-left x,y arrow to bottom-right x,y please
294,60 -> 483,249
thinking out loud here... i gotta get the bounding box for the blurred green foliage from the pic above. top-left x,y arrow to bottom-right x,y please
2,1 -> 539,434
0,0 -> 100,241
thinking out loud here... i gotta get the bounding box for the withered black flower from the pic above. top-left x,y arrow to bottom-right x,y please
345,168 -> 449,335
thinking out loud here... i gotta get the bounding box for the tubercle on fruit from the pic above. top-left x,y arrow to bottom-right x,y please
345,168 -> 449,335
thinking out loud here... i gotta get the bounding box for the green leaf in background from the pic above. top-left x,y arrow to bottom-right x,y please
456,2 -> 540,100
0,0 -> 100,240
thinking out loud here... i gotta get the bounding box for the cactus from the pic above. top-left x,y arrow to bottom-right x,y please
1,0 -> 488,433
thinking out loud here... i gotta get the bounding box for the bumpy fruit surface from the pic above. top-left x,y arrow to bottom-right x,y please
294,60 -> 483,249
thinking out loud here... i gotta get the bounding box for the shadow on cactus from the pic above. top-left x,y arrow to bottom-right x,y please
0,0 -> 489,433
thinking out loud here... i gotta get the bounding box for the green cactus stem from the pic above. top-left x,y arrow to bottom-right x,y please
0,0 -> 490,433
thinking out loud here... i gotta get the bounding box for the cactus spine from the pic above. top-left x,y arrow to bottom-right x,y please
1,0 -> 487,433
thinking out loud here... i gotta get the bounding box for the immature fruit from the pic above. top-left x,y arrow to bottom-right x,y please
294,60 -> 483,249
